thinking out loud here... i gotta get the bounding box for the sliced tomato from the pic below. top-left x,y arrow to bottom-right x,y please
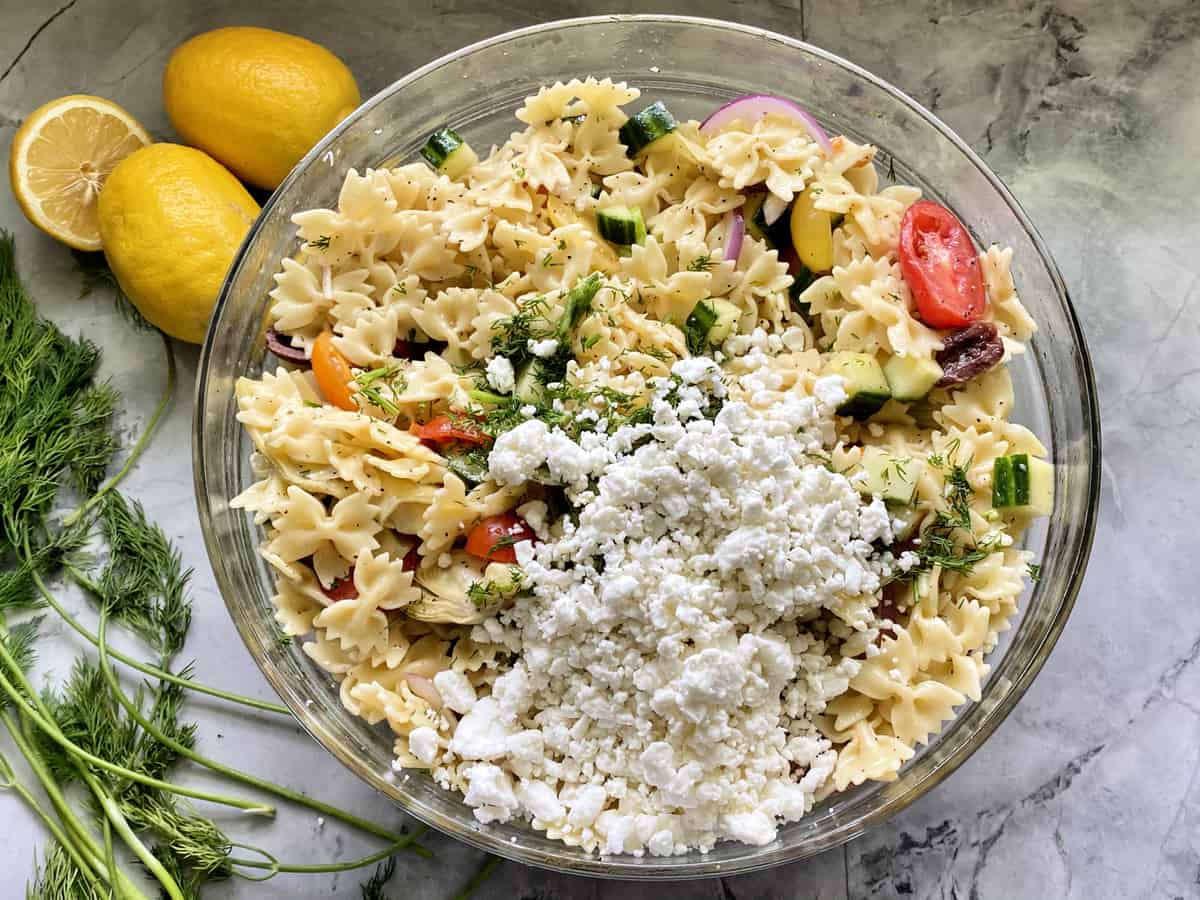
898,200 -> 987,329
410,415 -> 491,448
311,331 -> 357,410
465,513 -> 536,564
322,573 -> 358,602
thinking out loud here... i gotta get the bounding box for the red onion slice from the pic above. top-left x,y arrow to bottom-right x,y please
723,209 -> 746,262
265,327 -> 310,366
701,94 -> 833,155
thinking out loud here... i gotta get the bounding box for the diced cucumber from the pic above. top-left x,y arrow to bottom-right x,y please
419,127 -> 478,179
854,447 -> 924,505
706,299 -> 741,345
823,351 -> 892,420
991,454 -> 1054,515
596,206 -> 647,246
741,193 -> 792,250
787,257 -> 817,316
512,361 -> 541,405
685,298 -> 742,353
619,101 -> 678,157
883,354 -> 944,402
742,193 -> 793,251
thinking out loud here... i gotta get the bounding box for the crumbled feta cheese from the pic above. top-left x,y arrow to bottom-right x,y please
433,670 -> 477,714
408,727 -> 440,765
434,351 -> 897,855
485,356 -> 516,394
528,338 -> 559,358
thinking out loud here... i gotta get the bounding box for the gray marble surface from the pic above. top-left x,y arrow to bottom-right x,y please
0,0 -> 1196,897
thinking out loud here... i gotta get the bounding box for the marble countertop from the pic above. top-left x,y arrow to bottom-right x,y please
1,0 -> 1196,897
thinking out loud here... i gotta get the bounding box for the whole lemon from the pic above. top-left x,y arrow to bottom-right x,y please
163,27 -> 360,190
98,143 -> 259,344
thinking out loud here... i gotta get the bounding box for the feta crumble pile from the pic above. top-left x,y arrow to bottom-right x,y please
429,354 -> 902,855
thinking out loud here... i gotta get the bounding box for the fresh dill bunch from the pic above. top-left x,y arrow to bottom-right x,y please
0,617 -> 42,713
0,232 -> 118,548
360,856 -> 397,900
26,842 -> 107,900
94,491 -> 192,661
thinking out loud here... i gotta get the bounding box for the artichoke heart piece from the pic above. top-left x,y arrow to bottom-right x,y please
410,551 -> 522,624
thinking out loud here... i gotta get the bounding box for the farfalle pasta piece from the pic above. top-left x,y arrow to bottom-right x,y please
705,114 -> 822,201
980,245 -> 1037,343
269,257 -> 375,337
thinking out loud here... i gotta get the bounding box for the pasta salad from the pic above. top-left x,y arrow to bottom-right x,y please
233,79 -> 1050,856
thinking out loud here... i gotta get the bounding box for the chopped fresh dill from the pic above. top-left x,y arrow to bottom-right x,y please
466,568 -> 525,608
1027,562 -> 1042,582
306,234 -> 332,250
353,365 -> 407,417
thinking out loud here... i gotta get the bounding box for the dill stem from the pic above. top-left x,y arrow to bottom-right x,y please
229,831 -> 427,875
96,612 -> 427,853
37,562 -> 291,716
2,711 -> 107,878
89,773 -> 184,900
452,855 -> 501,900
61,331 -> 176,530
0,657 -> 274,816
0,750 -> 107,895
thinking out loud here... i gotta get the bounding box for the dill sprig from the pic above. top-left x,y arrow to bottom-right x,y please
354,366 -> 407,417
907,458 -> 996,577
489,273 -> 602,387
361,856 -> 397,899
467,568 -> 525,609
93,492 -> 192,662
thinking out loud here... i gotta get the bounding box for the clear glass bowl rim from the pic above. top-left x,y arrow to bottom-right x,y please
193,14 -> 1101,880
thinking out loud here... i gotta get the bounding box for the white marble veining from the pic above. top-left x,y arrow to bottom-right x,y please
0,0 -> 1196,897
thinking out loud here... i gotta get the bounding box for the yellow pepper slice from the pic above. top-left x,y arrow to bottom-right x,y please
790,188 -> 834,272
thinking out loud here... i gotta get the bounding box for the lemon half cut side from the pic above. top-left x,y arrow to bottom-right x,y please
9,95 -> 152,251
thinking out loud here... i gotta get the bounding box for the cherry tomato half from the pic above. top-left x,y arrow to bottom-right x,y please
410,415 -> 491,448
464,513 -> 537,564
311,331 -> 357,411
322,573 -> 359,602
898,200 -> 987,329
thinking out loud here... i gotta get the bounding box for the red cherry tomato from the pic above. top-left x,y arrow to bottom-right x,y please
464,513 -> 537,564
898,200 -> 987,329
410,415 -> 491,448
322,573 -> 358,602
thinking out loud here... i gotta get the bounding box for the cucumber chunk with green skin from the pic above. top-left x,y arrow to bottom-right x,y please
420,127 -> 478,179
823,351 -> 892,420
743,193 -> 793,250
512,361 -> 542,405
884,354 -> 944,402
706,299 -> 741,346
992,453 -> 1054,515
619,101 -> 677,157
596,206 -> 647,245
855,447 -> 924,505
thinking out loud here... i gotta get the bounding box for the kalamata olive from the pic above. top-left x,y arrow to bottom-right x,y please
935,321 -> 1003,386
265,327 -> 310,366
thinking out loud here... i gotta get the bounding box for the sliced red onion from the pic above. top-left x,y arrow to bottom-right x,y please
265,327 -> 310,366
762,193 -> 789,226
701,94 -> 833,155
404,673 -> 443,708
724,208 -> 745,262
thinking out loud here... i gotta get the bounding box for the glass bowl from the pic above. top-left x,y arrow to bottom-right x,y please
194,15 -> 1100,879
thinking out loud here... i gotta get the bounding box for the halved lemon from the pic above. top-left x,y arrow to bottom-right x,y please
9,95 -> 152,251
